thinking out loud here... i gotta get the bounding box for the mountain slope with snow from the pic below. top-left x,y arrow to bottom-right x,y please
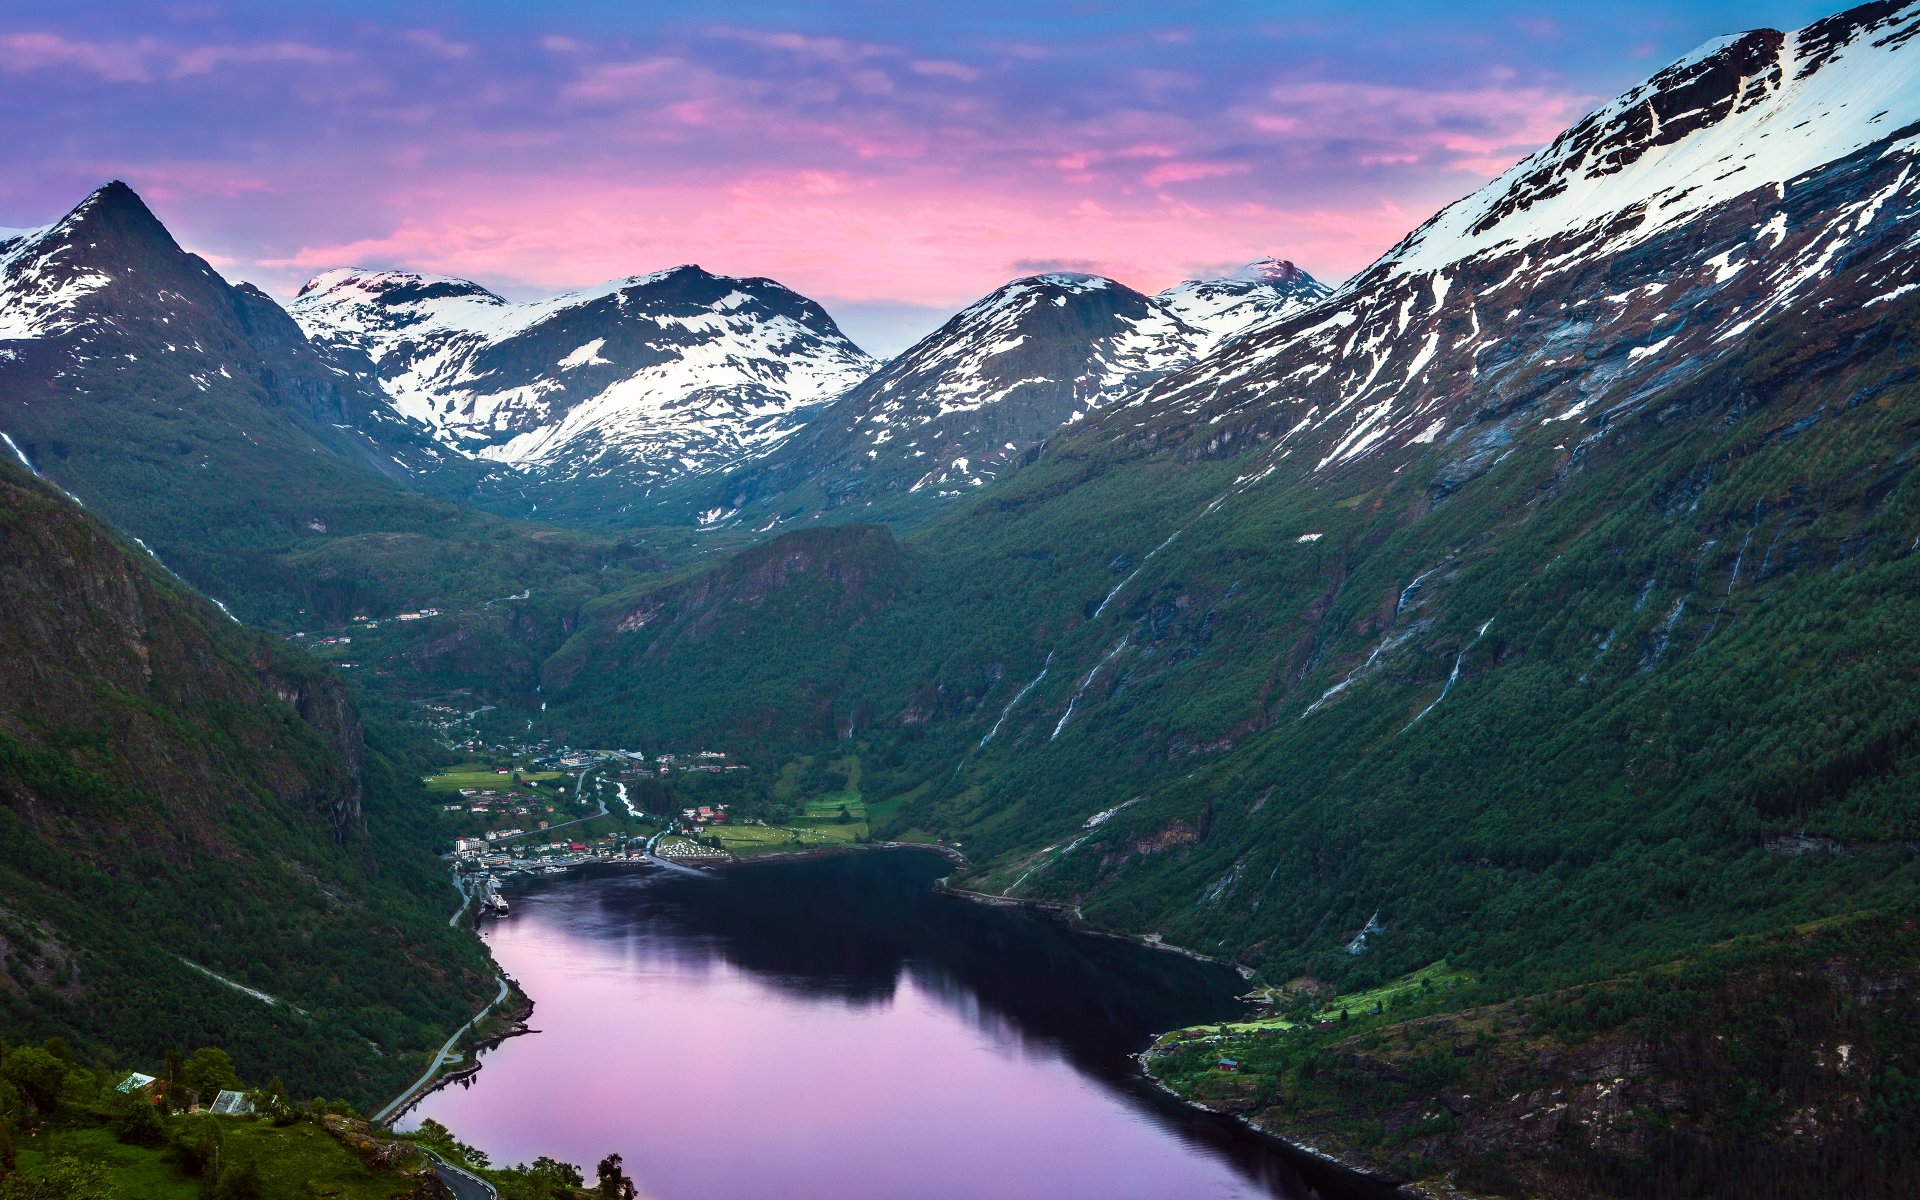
290,264 -> 876,515
683,264 -> 1324,525
0,182 -> 646,623
1111,0 -> 1920,484
1155,257 -> 1331,353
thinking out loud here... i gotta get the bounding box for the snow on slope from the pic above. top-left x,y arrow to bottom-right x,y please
1376,1 -> 1920,278
704,261 -> 1331,515
1156,258 -> 1331,353
1121,0 -> 1920,486
291,265 -> 876,487
0,207 -> 109,341
756,272 -> 1213,501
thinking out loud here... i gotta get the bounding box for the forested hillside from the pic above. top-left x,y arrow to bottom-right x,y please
531,10 -> 1920,1188
0,458 -> 494,1106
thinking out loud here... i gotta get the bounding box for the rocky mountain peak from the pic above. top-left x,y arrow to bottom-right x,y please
1368,0 -> 1920,281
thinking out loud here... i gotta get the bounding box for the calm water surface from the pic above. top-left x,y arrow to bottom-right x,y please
403,851 -> 1375,1200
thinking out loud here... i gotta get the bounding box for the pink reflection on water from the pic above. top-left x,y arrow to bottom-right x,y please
403,870 -> 1288,1200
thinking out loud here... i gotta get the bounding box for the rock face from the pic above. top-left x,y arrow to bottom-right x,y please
690,265 -> 1325,523
1110,1 -> 1920,479
290,263 -> 876,516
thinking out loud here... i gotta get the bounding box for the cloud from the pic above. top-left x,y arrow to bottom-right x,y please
1008,257 -> 1114,275
1144,161 -> 1250,187
0,31 -> 344,82
402,30 -> 473,60
704,26 -> 892,64
1,3 -> 1694,324
910,58 -> 980,82
167,41 -> 343,78
0,32 -> 157,81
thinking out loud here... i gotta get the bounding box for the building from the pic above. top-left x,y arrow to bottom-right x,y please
208,1090 -> 254,1116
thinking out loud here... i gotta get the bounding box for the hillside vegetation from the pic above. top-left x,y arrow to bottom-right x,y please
0,460 -> 494,1107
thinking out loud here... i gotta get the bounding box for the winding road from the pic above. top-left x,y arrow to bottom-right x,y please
371,974 -> 510,1127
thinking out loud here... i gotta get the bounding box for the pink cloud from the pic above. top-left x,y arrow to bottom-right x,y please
1143,161 -> 1249,187
0,33 -> 158,82
248,163 -> 1429,315
168,41 -> 343,78
1237,78 -> 1588,174
910,59 -> 980,82
705,26 -> 891,64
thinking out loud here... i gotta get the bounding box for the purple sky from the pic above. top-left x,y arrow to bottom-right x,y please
0,1 -> 1848,353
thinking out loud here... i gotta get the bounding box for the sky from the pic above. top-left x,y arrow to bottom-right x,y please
0,1 -> 1851,355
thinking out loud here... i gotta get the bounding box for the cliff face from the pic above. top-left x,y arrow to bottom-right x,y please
0,458 -> 366,852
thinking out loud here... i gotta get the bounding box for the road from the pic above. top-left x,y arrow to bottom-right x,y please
421,1145 -> 497,1200
370,974 -> 510,1127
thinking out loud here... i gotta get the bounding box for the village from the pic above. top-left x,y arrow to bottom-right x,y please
408,701 -> 877,918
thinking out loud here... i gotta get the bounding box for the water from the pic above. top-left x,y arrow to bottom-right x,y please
403,850 -> 1377,1200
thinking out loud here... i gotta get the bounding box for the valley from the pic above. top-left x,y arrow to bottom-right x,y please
2,1 -> 1920,1196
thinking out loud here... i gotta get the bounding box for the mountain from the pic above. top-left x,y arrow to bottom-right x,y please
0,182 -> 448,483
1121,0 -> 1920,475
539,5 -> 1920,1193
0,456 -> 495,1105
0,182 -> 652,631
290,264 -> 876,523
1154,257 -> 1331,353
681,267 -> 1322,526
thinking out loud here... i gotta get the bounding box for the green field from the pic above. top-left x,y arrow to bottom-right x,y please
703,813 -> 868,856
424,763 -> 569,792
1161,961 -> 1473,1040
15,1120 -> 416,1199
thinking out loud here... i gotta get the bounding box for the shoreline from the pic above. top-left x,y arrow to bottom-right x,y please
373,983 -> 535,1128
709,837 -> 968,870
934,878 -> 1253,978
938,878 -> 1420,1198
449,843 -> 1415,1198
1131,1055 -> 1423,1200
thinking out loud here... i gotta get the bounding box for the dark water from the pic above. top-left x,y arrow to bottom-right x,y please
403,850 -> 1380,1200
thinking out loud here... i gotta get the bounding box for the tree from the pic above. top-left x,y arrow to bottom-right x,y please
595,1153 -> 637,1199
161,1050 -> 185,1114
1,1050 -> 67,1115
110,1092 -> 164,1147
182,1049 -> 240,1108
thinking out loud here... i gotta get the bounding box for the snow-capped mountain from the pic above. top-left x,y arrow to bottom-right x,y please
0,181 -> 506,619
0,182 -> 447,483
1115,0 -> 1920,482
688,266 -> 1322,523
290,265 -> 876,503
1156,257 -> 1331,353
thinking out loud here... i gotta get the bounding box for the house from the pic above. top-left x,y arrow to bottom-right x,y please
116,1071 -> 157,1094
569,842 -> 587,852
1217,1059 -> 1240,1072
208,1090 -> 254,1116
